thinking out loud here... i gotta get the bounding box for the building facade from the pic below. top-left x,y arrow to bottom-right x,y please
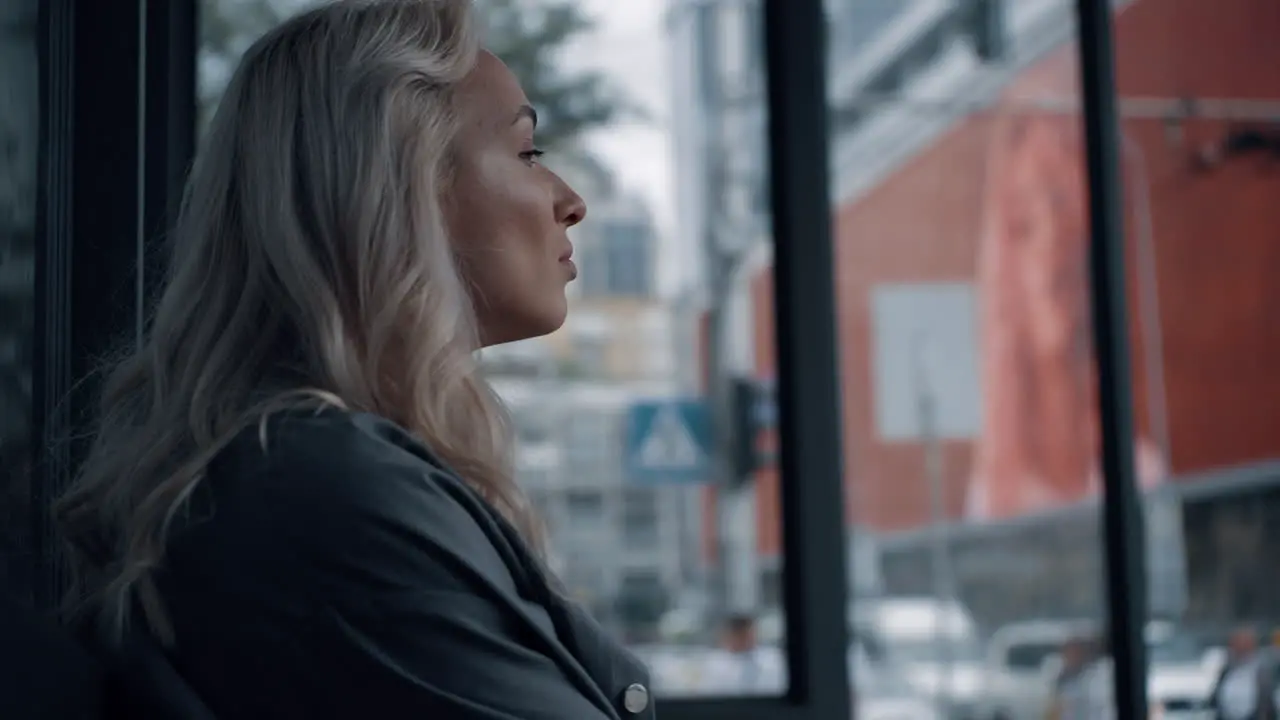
733,0 -> 1280,625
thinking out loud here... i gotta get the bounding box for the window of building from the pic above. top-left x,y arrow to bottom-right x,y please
604,220 -> 652,297
564,489 -> 604,522
565,410 -> 612,470
579,216 -> 654,299
511,406 -> 553,446
621,488 -> 660,548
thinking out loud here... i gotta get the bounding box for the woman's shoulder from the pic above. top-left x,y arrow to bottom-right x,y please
209,407 -> 468,515
219,406 -> 446,481
178,407 -> 512,587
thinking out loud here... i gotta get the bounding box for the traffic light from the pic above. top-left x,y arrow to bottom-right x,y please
729,377 -> 776,484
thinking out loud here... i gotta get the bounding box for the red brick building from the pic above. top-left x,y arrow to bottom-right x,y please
705,0 -> 1280,565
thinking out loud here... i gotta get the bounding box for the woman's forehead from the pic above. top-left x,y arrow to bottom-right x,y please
455,50 -> 530,129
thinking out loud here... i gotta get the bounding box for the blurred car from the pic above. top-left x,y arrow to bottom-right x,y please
852,596 -> 986,719
1146,621 -> 1221,720
976,618 -> 1221,720
975,618 -> 1095,720
653,606 -> 944,718
852,638 -> 948,720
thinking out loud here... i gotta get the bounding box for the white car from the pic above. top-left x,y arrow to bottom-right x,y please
1146,623 -> 1223,720
975,618 -> 1223,720
651,612 -> 945,720
851,641 -> 948,720
976,618 -> 1095,720
852,596 -> 987,718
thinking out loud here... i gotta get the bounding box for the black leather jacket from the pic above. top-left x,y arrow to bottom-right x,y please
153,409 -> 654,719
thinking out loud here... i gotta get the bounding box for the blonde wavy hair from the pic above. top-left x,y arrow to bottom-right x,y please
55,0 -> 538,645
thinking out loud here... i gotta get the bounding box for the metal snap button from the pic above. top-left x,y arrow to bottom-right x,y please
621,682 -> 649,714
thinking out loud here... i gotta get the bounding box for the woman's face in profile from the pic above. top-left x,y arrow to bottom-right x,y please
447,50 -> 587,347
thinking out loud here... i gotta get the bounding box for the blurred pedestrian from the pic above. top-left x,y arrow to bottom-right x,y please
1213,626 -> 1265,720
702,613 -> 786,694
1253,629 -> 1280,720
1050,631 -> 1114,720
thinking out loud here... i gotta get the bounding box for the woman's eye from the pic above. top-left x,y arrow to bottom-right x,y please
519,149 -> 545,164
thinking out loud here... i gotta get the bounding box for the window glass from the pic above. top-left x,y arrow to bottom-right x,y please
0,0 -> 39,605
824,1 -> 1117,717
198,0 -> 785,698
1111,3 -> 1280,716
565,488 -> 604,519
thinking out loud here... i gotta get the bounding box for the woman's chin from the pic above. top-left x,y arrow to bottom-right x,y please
480,301 -> 568,347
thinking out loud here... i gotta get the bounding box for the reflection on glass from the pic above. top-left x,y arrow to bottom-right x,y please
199,0 -> 783,698
0,0 -> 39,604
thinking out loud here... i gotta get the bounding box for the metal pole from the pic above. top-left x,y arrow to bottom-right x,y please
915,335 -> 954,710
692,0 -> 732,631
693,0 -> 759,631
1074,1 -> 1149,718
1123,137 -> 1187,620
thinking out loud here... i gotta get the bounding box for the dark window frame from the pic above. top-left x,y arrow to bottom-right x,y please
4,0 -> 48,609
1074,0 -> 1150,716
31,0 -> 196,611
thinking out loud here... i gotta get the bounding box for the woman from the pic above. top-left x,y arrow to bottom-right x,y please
54,1 -> 653,718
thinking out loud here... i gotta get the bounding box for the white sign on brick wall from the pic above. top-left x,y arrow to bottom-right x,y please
870,282 -> 982,441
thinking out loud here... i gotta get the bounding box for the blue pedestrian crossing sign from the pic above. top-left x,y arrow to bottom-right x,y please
624,399 -> 712,484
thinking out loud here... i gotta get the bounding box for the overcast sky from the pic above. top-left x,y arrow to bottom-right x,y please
559,0 -> 677,241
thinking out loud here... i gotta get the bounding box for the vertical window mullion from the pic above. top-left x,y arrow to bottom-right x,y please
762,0 -> 850,715
1073,1 -> 1150,718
